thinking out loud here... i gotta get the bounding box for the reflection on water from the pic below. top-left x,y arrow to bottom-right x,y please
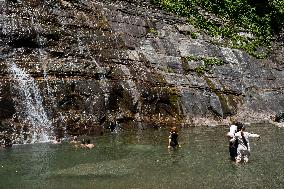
0,124 -> 283,189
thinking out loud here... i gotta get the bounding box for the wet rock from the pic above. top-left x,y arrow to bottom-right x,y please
275,112 -> 284,123
0,99 -> 16,119
0,0 -> 284,143
209,93 -> 223,118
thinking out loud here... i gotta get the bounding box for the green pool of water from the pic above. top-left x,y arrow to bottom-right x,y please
0,124 -> 283,189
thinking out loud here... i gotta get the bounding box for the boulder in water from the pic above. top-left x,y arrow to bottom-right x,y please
275,112 -> 284,123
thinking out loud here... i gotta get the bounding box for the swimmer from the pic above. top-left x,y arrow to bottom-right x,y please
51,137 -> 61,144
69,136 -> 79,144
81,139 -> 95,149
168,126 -> 181,149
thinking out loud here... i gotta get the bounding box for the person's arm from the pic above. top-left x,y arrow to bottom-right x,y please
229,135 -> 236,143
248,133 -> 260,138
226,132 -> 235,140
168,135 -> 171,148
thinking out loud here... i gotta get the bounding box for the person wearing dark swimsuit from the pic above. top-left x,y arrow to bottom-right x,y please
168,127 -> 181,149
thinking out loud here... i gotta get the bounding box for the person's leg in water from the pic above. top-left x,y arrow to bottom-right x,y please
243,150 -> 250,163
229,142 -> 234,160
170,140 -> 178,148
236,148 -> 244,164
229,141 -> 238,160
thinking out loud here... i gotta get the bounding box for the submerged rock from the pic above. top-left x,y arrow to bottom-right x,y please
51,159 -> 135,177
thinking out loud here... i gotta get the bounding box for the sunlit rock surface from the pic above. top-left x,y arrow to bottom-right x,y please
0,0 -> 283,144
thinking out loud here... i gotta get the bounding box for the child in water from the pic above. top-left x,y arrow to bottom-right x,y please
168,126 -> 181,149
230,123 -> 260,163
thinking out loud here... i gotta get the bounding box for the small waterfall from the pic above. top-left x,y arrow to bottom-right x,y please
8,62 -> 52,143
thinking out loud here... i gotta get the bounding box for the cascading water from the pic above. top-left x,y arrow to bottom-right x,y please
8,62 -> 52,143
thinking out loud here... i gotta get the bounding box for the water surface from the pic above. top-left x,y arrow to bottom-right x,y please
0,124 -> 283,189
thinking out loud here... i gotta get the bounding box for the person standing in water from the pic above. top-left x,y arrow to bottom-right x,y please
226,123 -> 238,160
168,126 -> 181,149
230,123 -> 261,164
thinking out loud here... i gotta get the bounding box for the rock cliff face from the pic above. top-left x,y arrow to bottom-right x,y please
0,0 -> 283,143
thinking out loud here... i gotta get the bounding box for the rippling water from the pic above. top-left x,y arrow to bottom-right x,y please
0,124 -> 283,189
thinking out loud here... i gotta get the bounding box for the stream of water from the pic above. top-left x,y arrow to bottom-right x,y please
0,124 -> 283,189
8,62 -> 52,143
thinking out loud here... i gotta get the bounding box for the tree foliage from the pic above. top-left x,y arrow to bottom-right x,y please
151,0 -> 284,58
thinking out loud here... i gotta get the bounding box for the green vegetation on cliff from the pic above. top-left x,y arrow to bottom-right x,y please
151,0 -> 284,58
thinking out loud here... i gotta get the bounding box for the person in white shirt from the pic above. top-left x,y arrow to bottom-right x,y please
230,123 -> 261,163
226,124 -> 238,160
